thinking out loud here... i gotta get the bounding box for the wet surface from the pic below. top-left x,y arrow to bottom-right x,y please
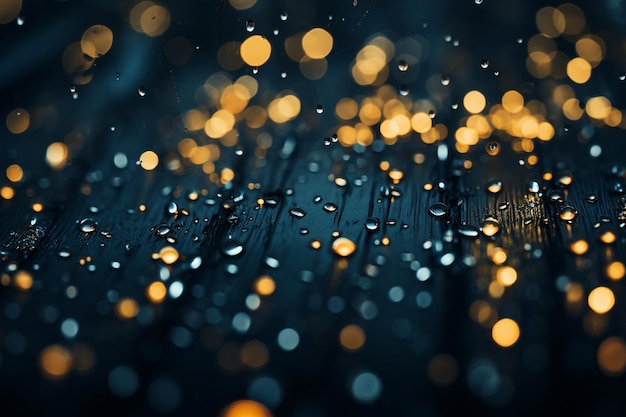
1,0 -> 626,416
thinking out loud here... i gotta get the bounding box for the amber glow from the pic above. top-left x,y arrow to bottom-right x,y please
147,281 -> 167,303
339,324 -> 366,351
40,345 -> 73,379
607,261 -> 625,280
14,270 -> 33,290
159,246 -> 179,264
0,0 -> 22,24
588,287 -> 615,314
115,298 -> 140,319
240,35 -> 272,67
139,151 -> 159,170
332,237 -> 356,257
254,276 -> 276,296
598,337 -> 626,376
492,318 -> 520,347
302,28 -> 333,59
463,90 -> 486,114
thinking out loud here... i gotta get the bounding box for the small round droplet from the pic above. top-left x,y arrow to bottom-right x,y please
480,59 -> 489,69
323,137 -> 331,146
155,224 -> 171,236
280,71 -> 287,78
245,20 -> 255,32
397,60 -> 409,72
620,73 -> 626,82
289,207 -> 306,219
458,224 -> 480,238
548,189 -> 564,204
365,218 -> 380,231
399,86 -> 409,96
166,202 -> 178,215
498,201 -> 510,210
528,181 -> 540,193
138,87 -> 146,97
486,179 -> 502,194
428,202 -> 449,217
556,170 -> 573,186
559,206 -> 577,222
440,75 -> 451,86
475,0 -> 483,4
221,240 -> 244,257
280,12 -> 288,21
252,67 -> 259,75
78,218 -> 97,233
58,249 -> 72,258
322,202 -> 338,213
316,105 -> 324,114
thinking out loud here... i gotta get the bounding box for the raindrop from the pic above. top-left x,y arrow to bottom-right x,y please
441,75 -> 451,86
458,224 -> 480,238
280,71 -> 287,78
481,217 -> 500,237
428,202 -> 449,217
498,201 -> 510,210
166,202 -> 178,216
548,189 -> 564,204
17,16 -> 24,25
517,38 -> 523,44
475,0 -> 483,4
620,73 -> 626,82
280,12 -> 288,21
429,110 -> 436,119
58,249 -> 72,258
397,60 -> 409,72
323,202 -> 338,213
528,181 -> 540,193
313,196 -> 322,203
399,86 -> 409,96
115,72 -> 120,81
556,170 -> 573,186
78,218 -> 97,233
289,207 -> 306,218
323,137 -> 331,146
316,105 -> 324,114
138,86 -> 146,97
221,240 -> 244,257
235,147 -> 244,156
252,67 -> 259,75
559,206 -> 577,222
352,0 -> 358,6
365,218 -> 380,231
586,194 -> 597,204
155,224 -> 171,236
331,134 -> 339,143
486,179 -> 502,194
480,59 -> 489,69
245,20 -> 255,32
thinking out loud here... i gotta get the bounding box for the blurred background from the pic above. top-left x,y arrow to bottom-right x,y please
2,0 -> 626,416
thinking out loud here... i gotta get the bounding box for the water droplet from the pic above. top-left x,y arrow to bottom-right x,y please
138,86 -> 146,97
428,110 -> 436,119
313,196 -> 322,203
475,0 -> 483,4
221,240 -> 244,257
548,189 -> 564,204
331,133 -> 339,143
365,218 -> 380,231
332,237 -> 356,257
428,202 -> 449,217
115,72 -> 120,81
486,179 -> 502,194
155,224 -> 171,236
458,224 -> 480,238
352,0 -> 358,6
528,181 -> 540,193
451,102 -> 459,110
280,12 -> 288,21
16,16 -> 24,25
245,20 -> 255,32
316,105 -> 324,114
440,75 -> 451,86
234,147 -> 244,156
323,202 -> 338,213
481,217 -> 500,237
620,73 -> 626,81
399,86 -> 409,96
444,34 -> 452,42
559,206 -> 577,222
517,38 -> 523,44
586,194 -> 597,204
397,60 -> 409,72
166,202 -> 178,215
280,71 -> 287,78
498,201 -> 510,210
289,207 -> 306,219
58,249 -> 72,258
78,218 -> 97,233
480,59 -> 489,69
556,170 -> 573,186
323,137 -> 331,146
252,67 -> 259,75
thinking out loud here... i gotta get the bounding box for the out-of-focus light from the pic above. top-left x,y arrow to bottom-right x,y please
240,35 -> 271,67
588,287 -> 615,314
492,318 -> 520,347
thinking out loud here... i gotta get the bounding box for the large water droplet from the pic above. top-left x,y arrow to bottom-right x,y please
480,59 -> 490,69
428,203 -> 449,217
155,224 -> 171,236
221,240 -> 244,257
458,224 -> 480,238
323,202 -> 338,213
481,217 -> 500,237
166,202 -> 178,216
289,207 -> 306,218
365,218 -> 380,231
78,218 -> 97,233
559,206 -> 577,222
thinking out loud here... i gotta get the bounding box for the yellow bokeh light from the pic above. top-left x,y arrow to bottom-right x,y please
268,94 -> 300,123
40,345 -> 73,379
588,286 -> 615,314
240,35 -> 271,67
0,0 -> 22,24
535,7 -> 565,38
140,5 -> 170,37
607,261 -> 625,280
302,28 -> 333,59
502,90 -> 524,113
146,281 -> 167,303
339,324 -> 366,351
159,246 -> 179,264
228,0 -> 257,10
492,318 -> 520,347
496,266 -> 517,287
411,112 -> 432,133
332,237 -> 356,257
598,337 -> 626,376
221,167 -> 235,183
567,57 -> 591,84
0,186 -> 14,200
80,25 -> 113,58
6,164 -> 23,182
463,90 -> 486,114
455,127 -> 479,146
139,150 -> 159,170
254,276 -> 276,296
46,142 -> 69,170
586,96 -> 611,119
562,98 -> 584,120
6,108 -> 29,134
14,270 -> 33,290
115,298 -> 139,320
335,98 -> 358,120
569,239 -> 588,255
220,400 -> 273,417
576,36 -> 604,67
